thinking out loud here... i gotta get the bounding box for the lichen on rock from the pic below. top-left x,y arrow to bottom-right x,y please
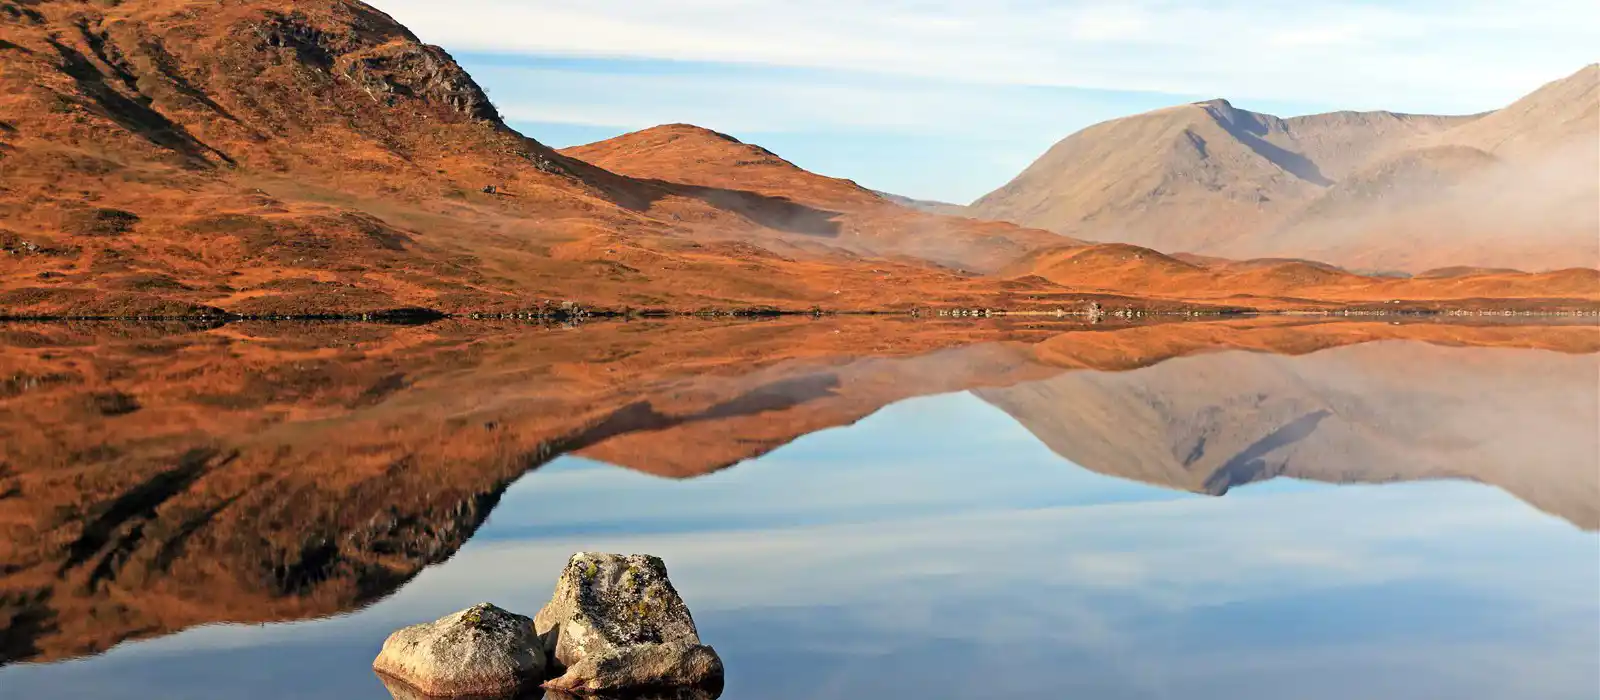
535,553 -> 723,693
372,602 -> 546,697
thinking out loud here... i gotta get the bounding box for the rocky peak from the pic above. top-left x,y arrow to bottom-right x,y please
244,5 -> 501,124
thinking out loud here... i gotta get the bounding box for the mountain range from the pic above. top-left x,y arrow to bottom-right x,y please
0,0 -> 1594,319
969,65 -> 1599,273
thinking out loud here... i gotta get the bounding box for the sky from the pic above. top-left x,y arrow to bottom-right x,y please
376,1 -> 1598,203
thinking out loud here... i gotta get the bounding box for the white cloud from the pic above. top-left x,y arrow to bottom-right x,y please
476,64 -> 1156,136
379,0 -> 1598,113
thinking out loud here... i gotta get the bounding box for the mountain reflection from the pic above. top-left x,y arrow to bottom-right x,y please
977,341 -> 1600,529
0,316 -> 1595,667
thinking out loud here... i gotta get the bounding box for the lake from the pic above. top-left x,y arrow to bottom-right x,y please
0,317 -> 1596,699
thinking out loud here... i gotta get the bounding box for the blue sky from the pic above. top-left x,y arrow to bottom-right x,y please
381,1 -> 1596,203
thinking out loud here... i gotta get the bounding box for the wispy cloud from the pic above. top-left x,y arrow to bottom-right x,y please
472,61 -> 1193,136
460,56 -> 1277,200
381,0 -> 1595,112
372,0 -> 1596,200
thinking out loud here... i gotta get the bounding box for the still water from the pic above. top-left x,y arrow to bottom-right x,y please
0,319 -> 1596,699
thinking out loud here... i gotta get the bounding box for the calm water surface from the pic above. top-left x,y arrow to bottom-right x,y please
0,321 -> 1596,699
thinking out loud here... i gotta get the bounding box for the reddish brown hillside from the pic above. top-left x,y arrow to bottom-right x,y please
0,0 -> 1061,316
1007,242 -> 1600,308
562,124 -> 1075,272
563,123 -> 883,211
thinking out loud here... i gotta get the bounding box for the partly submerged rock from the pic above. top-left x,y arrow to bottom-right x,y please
546,642 -> 724,695
535,553 -> 724,693
373,603 -> 547,697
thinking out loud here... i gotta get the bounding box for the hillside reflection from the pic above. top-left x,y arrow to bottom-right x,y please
0,316 -> 1595,667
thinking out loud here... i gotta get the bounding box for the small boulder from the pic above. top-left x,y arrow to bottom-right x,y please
535,553 -> 723,693
373,603 -> 546,697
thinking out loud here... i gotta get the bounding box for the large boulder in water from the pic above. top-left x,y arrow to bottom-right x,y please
373,603 -> 547,697
535,553 -> 724,693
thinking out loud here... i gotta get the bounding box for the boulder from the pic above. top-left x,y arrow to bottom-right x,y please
535,553 -> 723,693
373,603 -> 547,697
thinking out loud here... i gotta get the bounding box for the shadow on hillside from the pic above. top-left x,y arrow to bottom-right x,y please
635,179 -> 844,238
553,156 -> 844,238
1203,103 -> 1333,186
47,39 -> 234,168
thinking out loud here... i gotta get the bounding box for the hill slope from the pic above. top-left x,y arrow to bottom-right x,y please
562,124 -> 1074,272
1431,63 -> 1599,156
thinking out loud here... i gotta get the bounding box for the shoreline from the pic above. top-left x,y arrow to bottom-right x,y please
2,306 -> 1597,324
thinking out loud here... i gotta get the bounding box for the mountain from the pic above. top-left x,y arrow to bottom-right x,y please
969,65 -> 1599,272
968,99 -> 1470,253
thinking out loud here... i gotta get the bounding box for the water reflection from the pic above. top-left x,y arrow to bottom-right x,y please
0,317 -> 1595,699
377,673 -> 718,700
978,342 -> 1600,527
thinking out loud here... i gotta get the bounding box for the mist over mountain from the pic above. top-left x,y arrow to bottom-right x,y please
970,65 -> 1600,273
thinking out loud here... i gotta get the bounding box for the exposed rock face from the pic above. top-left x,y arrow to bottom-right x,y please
373,603 -> 546,697
535,553 -> 723,693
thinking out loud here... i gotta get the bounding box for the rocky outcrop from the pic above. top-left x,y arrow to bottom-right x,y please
373,603 -> 546,697
370,554 -> 721,697
535,553 -> 724,693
